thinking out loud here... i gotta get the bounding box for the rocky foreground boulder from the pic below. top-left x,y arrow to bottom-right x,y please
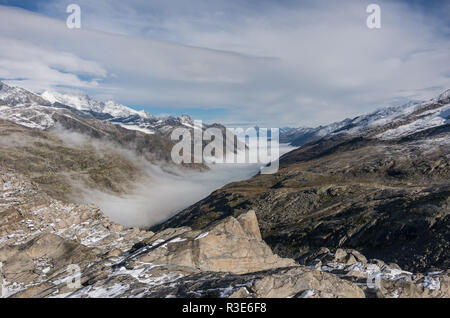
1,170 -> 448,298
133,210 -> 295,274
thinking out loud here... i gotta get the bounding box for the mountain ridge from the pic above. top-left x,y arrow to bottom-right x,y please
0,81 -> 203,136
280,90 -> 449,146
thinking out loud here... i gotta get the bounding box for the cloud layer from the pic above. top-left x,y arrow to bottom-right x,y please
0,0 -> 449,126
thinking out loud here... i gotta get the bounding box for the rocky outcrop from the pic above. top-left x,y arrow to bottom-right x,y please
0,169 -> 154,297
301,248 -> 450,298
0,209 -> 366,298
229,267 -> 365,298
0,170 -> 153,250
0,233 -> 97,285
134,210 -> 294,274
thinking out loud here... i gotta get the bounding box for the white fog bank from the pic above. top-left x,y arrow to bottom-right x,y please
81,143 -> 296,228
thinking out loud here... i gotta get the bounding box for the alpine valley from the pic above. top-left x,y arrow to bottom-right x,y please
0,81 -> 449,298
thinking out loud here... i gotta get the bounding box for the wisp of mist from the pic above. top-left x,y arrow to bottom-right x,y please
57,127 -> 296,228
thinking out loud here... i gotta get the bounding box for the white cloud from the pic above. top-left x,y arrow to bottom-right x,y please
0,36 -> 105,91
0,1 -> 449,127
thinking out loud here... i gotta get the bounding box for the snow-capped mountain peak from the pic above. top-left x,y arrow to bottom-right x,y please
40,90 -> 147,119
180,114 -> 195,126
437,89 -> 450,103
281,89 -> 449,146
0,81 -> 50,106
0,83 -> 220,136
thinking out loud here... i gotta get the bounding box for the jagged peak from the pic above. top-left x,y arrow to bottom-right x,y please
437,89 -> 450,103
179,114 -> 195,126
0,81 -> 11,91
180,114 -> 193,121
40,90 -> 153,119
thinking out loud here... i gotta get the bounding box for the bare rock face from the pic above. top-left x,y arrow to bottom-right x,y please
302,248 -> 450,298
0,233 -> 97,285
137,210 -> 295,274
0,170 -> 154,251
229,267 -> 365,298
0,170 -> 154,297
372,274 -> 450,298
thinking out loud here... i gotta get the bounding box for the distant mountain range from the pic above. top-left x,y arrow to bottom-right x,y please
0,81 -> 246,169
279,90 -> 449,146
0,81 -> 213,137
5,81 -> 447,151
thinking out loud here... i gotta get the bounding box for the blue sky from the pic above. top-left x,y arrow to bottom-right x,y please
0,0 -> 449,126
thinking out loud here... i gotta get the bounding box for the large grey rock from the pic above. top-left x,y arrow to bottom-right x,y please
0,233 -> 97,284
237,267 -> 366,298
139,210 -> 295,274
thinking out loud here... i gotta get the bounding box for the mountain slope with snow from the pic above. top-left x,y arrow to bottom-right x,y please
0,81 -> 244,167
0,82 -> 225,138
41,91 -> 151,119
281,90 -> 449,146
0,82 -> 50,106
